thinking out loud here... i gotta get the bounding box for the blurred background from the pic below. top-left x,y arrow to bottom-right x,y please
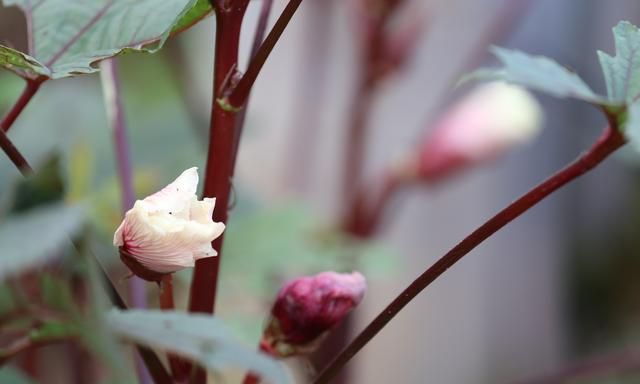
2,0 -> 640,383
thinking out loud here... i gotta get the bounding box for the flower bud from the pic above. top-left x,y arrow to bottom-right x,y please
113,167 -> 225,281
261,271 -> 367,357
413,81 -> 542,182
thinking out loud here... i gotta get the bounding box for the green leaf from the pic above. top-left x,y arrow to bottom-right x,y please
0,0 -> 210,79
598,21 -> 640,103
171,0 -> 213,34
0,204 -> 85,280
464,47 -> 609,105
0,46 -> 49,79
107,309 -> 290,384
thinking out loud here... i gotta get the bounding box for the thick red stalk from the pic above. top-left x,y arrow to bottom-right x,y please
313,126 -> 626,384
188,4 -> 249,383
189,0 -> 249,316
1,79 -> 43,133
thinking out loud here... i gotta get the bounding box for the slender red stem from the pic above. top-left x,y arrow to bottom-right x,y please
313,126 -> 626,384
0,129 -> 32,176
232,0 -> 275,169
1,79 -> 43,133
225,0 -> 304,108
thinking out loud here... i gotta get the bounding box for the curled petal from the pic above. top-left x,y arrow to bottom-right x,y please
113,167 -> 225,279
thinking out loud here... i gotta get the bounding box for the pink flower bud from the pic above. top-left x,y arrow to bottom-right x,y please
261,271 -> 366,357
113,167 -> 225,281
415,82 -> 542,182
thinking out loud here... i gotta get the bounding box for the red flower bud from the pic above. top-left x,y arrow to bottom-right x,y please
261,272 -> 366,357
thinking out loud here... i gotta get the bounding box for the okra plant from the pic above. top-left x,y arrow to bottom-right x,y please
0,0 -> 638,383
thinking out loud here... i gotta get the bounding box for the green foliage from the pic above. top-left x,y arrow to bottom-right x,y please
0,203 -> 85,280
598,21 -> 640,103
171,0 -> 213,34
0,0 -> 211,79
107,309 -> 290,383
482,47 -> 607,104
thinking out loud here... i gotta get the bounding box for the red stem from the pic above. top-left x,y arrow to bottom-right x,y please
313,126 -> 626,384
1,79 -> 43,133
225,0 -> 304,108
0,129 -> 32,176
188,4 -> 249,383
232,0 -> 275,170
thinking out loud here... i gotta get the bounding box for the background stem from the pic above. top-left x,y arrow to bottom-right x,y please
99,58 -> 152,384
313,126 -> 626,384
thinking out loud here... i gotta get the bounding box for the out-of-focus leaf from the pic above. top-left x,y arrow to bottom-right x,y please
463,47 -> 608,105
9,153 -> 65,213
107,309 -> 290,384
598,21 -> 640,103
0,367 -> 34,384
0,204 -> 85,280
0,0 -> 208,79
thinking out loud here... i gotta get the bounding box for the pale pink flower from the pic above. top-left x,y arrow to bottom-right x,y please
113,167 -> 225,280
414,81 -> 542,182
261,271 -> 367,357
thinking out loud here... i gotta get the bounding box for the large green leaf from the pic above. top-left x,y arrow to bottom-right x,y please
0,0 -> 212,79
0,203 -> 85,280
598,21 -> 640,103
107,309 -> 290,383
464,47 -> 608,105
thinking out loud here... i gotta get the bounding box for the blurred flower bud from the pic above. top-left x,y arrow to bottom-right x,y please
261,271 -> 367,357
408,82 -> 542,182
113,167 -> 225,281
